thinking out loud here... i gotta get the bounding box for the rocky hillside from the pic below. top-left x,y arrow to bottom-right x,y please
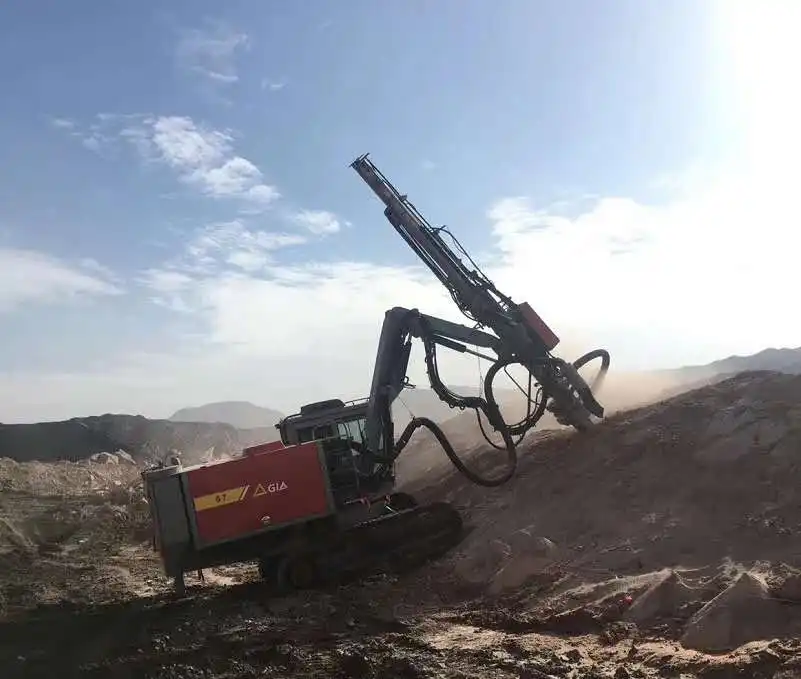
397,370 -> 801,652
0,389 -> 509,466
7,370 -> 801,676
0,414 -> 277,465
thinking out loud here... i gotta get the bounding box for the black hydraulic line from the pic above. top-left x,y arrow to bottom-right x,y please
394,415 -> 516,488
409,316 -> 517,486
367,310 -> 518,487
476,357 -> 548,451
484,357 -> 550,437
475,348 -> 610,451
572,348 -> 611,391
475,410 -> 524,452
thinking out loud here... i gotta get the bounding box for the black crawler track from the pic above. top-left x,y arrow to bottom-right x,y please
264,502 -> 465,592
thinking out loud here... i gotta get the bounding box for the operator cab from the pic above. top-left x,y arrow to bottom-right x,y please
277,398 -> 370,449
277,398 -> 391,500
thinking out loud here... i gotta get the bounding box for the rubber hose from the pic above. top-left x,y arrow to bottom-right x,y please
396,416 -> 517,487
483,357 -> 549,437
571,348 -> 611,390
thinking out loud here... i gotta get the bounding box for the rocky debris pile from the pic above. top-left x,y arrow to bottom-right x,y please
0,457 -> 141,497
0,457 -> 157,618
678,569 -> 792,652
0,413 -> 278,464
0,458 -> 152,553
89,449 -> 137,464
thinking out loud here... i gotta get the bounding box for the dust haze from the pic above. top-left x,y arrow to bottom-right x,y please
493,362 -> 687,430
586,369 -> 684,415
551,324 -> 689,418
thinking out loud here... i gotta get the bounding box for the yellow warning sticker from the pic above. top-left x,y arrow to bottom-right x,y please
194,485 -> 250,512
253,483 -> 267,497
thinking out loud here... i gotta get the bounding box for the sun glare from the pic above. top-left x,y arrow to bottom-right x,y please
715,0 -> 801,174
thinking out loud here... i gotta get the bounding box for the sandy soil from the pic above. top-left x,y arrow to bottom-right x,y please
4,371 -> 801,678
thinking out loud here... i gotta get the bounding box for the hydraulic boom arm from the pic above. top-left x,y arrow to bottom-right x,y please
351,154 -> 611,486
363,305 -> 518,487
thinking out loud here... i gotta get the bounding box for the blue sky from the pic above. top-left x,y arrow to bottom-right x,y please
1,0 -> 799,422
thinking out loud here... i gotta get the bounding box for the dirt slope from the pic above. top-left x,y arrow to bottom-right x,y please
404,369 -> 801,569
393,365 -> 682,488
4,370 -> 801,678
399,371 -> 801,651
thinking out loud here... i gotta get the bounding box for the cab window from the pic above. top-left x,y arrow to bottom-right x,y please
313,424 -> 335,439
296,424 -> 333,443
336,418 -> 366,445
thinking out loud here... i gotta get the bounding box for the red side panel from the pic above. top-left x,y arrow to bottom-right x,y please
244,440 -> 286,456
184,441 -> 333,547
519,302 -> 560,351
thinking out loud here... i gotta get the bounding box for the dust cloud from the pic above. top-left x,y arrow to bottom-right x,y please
492,363 -> 688,430
589,369 -> 686,416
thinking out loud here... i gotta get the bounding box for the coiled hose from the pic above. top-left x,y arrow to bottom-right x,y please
394,346 -> 611,488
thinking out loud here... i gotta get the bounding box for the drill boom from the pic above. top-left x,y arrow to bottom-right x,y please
349,153 -> 610,486
350,154 -> 515,330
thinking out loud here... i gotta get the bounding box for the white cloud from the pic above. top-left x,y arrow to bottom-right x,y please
3,156 -> 801,423
48,115 -> 117,155
487,169 -> 800,363
142,269 -> 193,295
146,116 -> 279,206
58,114 -> 282,209
0,248 -> 122,313
150,115 -> 231,168
175,21 -> 250,85
261,78 -> 286,91
140,220 -> 308,311
184,220 -> 306,270
293,209 -> 342,235
12,102 -> 801,424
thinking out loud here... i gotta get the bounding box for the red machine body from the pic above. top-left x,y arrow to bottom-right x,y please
142,439 -> 341,587
185,442 -> 335,547
243,440 -> 286,456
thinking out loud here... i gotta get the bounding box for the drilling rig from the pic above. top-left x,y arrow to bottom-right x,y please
142,154 -> 610,595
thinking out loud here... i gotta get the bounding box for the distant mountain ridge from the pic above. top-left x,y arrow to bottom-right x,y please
0,414 -> 278,465
652,347 -> 801,398
671,347 -> 801,381
167,388 -> 517,433
7,347 -> 801,465
170,401 -> 284,429
0,391 -> 513,465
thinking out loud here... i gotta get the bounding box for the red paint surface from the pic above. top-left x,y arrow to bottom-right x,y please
519,301 -> 560,351
186,441 -> 333,546
244,440 -> 286,456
